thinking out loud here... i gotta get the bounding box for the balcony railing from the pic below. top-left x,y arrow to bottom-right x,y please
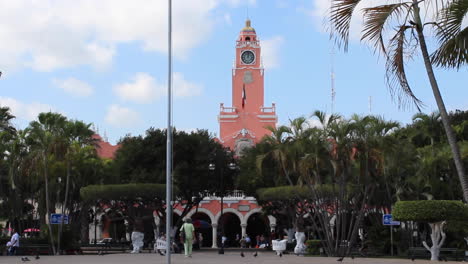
260,103 -> 276,113
203,190 -> 253,201
220,103 -> 237,113
236,41 -> 260,48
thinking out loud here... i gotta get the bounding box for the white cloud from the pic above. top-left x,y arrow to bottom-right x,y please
114,72 -> 203,103
173,72 -> 203,97
0,0 -> 219,72
224,0 -> 257,7
114,73 -> 164,104
105,104 -> 141,127
224,13 -> 232,25
53,77 -> 94,97
276,0 -> 289,9
0,97 -> 56,121
261,36 -> 284,69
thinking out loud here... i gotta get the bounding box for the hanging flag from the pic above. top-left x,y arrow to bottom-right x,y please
242,84 -> 246,108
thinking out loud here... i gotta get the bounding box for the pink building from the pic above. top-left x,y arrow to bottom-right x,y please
90,21 -> 278,249
218,19 -> 277,156
172,19 -> 278,249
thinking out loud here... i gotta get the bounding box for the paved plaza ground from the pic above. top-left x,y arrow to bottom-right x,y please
0,252 -> 463,264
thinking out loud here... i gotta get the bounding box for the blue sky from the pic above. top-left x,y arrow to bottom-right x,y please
0,0 -> 467,144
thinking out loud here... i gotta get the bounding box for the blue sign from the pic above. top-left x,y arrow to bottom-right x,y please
50,214 -> 69,224
383,214 -> 400,226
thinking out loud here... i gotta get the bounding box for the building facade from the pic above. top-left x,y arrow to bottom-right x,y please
173,19 -> 278,248
218,19 -> 277,156
90,20 -> 278,249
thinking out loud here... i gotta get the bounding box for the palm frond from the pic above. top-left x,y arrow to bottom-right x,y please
432,27 -> 468,69
330,0 -> 362,51
432,0 -> 468,69
385,25 -> 424,111
361,3 -> 411,54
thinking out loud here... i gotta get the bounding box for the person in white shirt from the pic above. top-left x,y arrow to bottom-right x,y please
8,229 -> 20,256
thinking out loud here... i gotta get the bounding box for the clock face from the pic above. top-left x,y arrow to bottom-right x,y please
241,50 -> 255,64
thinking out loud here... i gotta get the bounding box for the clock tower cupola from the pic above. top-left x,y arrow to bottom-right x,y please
218,19 -> 277,156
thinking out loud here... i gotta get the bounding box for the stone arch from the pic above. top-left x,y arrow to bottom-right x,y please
214,208 -> 244,224
186,208 -> 216,224
242,208 -> 263,225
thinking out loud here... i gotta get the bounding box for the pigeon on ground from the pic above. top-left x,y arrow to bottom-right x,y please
351,255 -> 354,259
35,255 -> 40,260
21,257 -> 30,262
337,256 -> 344,262
411,257 -> 415,261
253,252 -> 258,257
159,251 -> 165,256
240,252 -> 245,257
279,252 -> 282,257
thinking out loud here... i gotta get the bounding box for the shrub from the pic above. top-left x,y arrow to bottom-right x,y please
393,200 -> 468,222
80,183 -> 167,202
305,240 -> 322,255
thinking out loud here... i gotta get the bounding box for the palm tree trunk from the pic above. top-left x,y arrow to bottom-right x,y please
413,0 -> 468,202
58,159 -> 71,254
43,154 -> 57,255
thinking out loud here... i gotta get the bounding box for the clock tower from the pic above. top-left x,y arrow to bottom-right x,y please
218,19 -> 277,156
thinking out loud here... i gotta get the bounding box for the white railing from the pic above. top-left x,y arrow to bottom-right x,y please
220,103 -> 237,113
236,41 -> 260,48
203,190 -> 249,200
261,103 -> 276,113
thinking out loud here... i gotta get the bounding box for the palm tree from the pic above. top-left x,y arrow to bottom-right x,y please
57,120 -> 97,252
412,112 -> 442,147
0,106 -> 16,135
257,125 -> 295,185
330,0 -> 468,202
27,112 -> 68,255
431,0 -> 468,69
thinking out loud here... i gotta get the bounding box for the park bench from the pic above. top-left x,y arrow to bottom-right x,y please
79,242 -> 129,255
408,247 -> 464,261
16,244 -> 51,255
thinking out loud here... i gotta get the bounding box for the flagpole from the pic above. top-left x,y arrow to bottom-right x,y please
166,0 -> 173,263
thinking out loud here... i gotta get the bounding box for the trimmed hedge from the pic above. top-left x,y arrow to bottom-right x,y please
257,184 -> 360,201
393,200 -> 468,223
257,186 -> 311,201
80,183 -> 167,202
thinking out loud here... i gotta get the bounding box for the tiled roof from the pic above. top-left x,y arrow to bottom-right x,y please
93,134 -> 120,159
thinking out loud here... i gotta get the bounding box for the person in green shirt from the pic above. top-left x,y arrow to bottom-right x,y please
180,218 -> 196,257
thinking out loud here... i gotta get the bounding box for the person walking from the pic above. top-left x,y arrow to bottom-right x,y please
198,233 -> 203,248
245,234 -> 251,248
7,229 -> 19,256
179,218 -> 196,257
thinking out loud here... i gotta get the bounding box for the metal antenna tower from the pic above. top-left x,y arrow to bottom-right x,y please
330,48 -> 336,114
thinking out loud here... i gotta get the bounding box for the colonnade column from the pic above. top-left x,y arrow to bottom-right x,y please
270,224 -> 276,233
241,223 -> 247,237
211,223 -> 218,248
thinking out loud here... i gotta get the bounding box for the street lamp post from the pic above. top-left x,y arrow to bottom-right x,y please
209,159 -> 236,254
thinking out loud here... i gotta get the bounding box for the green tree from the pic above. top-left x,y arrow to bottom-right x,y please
394,200 -> 468,260
330,0 -> 468,202
27,112 -> 68,255
112,128 -> 234,229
